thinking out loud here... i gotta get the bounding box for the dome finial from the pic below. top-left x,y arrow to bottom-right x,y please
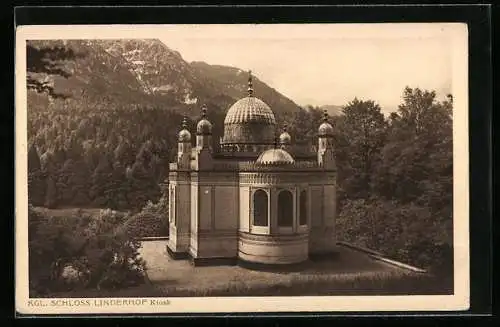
201,104 -> 207,118
283,123 -> 288,132
247,70 -> 254,97
323,109 -> 329,122
197,105 -> 213,135
182,116 -> 188,129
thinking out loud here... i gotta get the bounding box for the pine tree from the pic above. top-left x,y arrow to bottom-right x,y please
27,42 -> 82,99
45,176 -> 58,208
28,144 -> 46,206
68,159 -> 91,206
90,151 -> 114,207
28,143 -> 41,173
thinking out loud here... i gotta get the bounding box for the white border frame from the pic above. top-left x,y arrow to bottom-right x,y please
15,23 -> 469,314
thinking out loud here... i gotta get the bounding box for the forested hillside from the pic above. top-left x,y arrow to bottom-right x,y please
26,39 -> 303,211
26,40 -> 454,280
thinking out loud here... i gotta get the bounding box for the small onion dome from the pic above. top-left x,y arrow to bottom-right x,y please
318,110 -> 334,137
279,124 -> 291,145
178,117 -> 191,142
256,148 -> 295,166
197,104 -> 212,135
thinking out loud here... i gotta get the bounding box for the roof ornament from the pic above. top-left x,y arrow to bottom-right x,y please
279,122 -> 292,148
178,116 -> 192,142
318,110 -> 334,137
247,70 -> 254,97
201,104 -> 207,118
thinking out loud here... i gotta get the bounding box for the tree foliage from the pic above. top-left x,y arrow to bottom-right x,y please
121,189 -> 169,238
28,206 -> 145,296
333,98 -> 388,202
27,43 -> 83,99
28,103 -> 185,211
336,88 -> 453,272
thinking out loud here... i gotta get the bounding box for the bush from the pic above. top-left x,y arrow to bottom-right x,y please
336,198 -> 453,272
121,196 -> 169,238
28,206 -> 146,296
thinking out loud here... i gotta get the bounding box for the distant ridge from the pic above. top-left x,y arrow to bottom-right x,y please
319,105 -> 343,116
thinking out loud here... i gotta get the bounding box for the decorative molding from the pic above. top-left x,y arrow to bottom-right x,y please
239,172 -> 330,185
239,231 -> 308,244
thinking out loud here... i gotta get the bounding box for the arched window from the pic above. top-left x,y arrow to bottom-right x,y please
253,190 -> 268,227
278,190 -> 293,227
299,190 -> 307,225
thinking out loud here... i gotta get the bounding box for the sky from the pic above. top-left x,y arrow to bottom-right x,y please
158,24 -> 463,112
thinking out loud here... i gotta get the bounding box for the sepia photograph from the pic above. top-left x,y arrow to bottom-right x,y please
15,23 -> 469,314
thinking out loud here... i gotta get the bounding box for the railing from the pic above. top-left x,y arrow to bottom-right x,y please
237,161 -> 321,171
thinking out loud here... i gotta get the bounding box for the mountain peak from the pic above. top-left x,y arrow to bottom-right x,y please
28,39 -> 302,119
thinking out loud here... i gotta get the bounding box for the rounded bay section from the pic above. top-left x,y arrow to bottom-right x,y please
238,231 -> 309,264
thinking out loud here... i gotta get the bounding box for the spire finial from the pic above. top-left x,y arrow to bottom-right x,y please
283,123 -> 288,132
247,70 -> 254,97
201,104 -> 207,118
182,116 -> 188,129
323,109 -> 329,122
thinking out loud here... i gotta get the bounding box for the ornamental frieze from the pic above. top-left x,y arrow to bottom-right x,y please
238,172 -> 334,185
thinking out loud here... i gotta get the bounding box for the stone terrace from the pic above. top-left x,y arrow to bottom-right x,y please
138,240 -> 425,297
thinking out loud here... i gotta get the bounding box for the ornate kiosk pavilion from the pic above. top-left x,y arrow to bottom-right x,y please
167,72 -> 337,266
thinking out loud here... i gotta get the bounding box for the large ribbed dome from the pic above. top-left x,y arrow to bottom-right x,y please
221,71 -> 277,146
222,96 -> 277,145
224,97 -> 276,125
